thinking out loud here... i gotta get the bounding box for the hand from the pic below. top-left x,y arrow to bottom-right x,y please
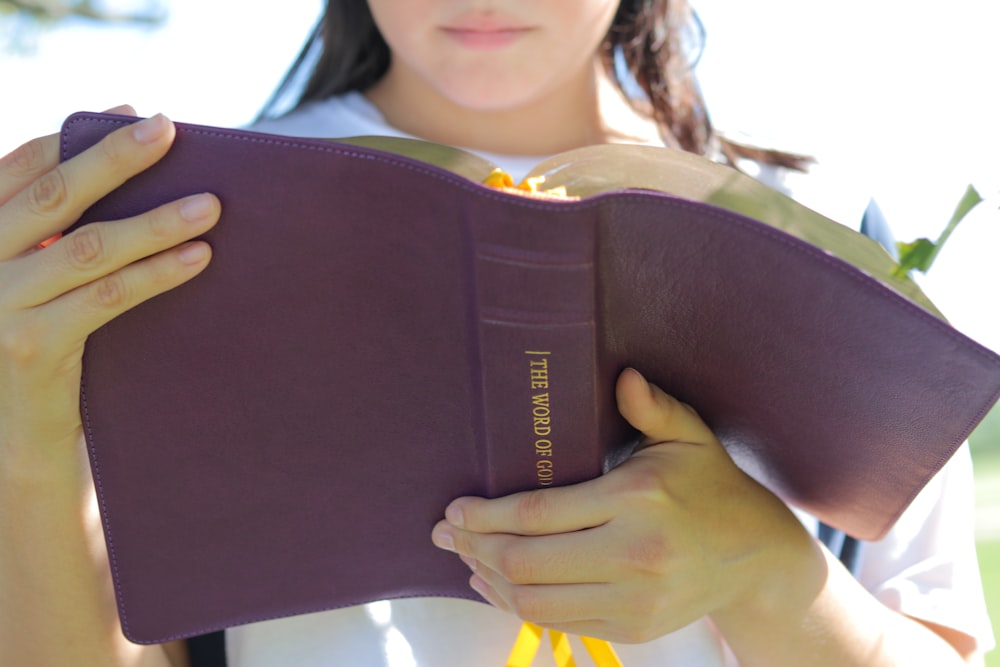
431,368 -> 820,643
0,107 -> 220,471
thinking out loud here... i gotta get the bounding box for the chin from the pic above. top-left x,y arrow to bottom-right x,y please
435,77 -> 551,114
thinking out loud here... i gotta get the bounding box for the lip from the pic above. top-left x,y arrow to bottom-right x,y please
441,14 -> 533,50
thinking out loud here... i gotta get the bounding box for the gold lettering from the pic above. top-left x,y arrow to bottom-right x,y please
526,352 -> 550,389
529,368 -> 548,389
531,394 -> 551,436
526,351 -> 555,487
536,459 -> 554,486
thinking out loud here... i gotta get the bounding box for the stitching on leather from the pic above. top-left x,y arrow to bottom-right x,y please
62,113 -> 1000,637
79,371 -> 134,637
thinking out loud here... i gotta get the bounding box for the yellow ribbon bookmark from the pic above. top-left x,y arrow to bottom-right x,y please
548,630 -> 577,667
579,636 -> 624,667
505,622 -> 624,667
506,622 -> 544,667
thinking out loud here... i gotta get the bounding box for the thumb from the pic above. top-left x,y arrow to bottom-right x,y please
615,368 -> 717,448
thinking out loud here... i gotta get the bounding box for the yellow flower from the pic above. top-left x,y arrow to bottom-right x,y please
482,168 -> 576,200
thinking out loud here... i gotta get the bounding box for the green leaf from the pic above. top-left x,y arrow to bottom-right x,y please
895,238 -> 938,275
893,184 -> 984,277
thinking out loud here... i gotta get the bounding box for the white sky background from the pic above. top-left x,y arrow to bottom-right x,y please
1,0 -> 997,353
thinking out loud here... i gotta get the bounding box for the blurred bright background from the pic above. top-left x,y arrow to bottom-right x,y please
2,0 -> 996,354
2,0 -> 998,659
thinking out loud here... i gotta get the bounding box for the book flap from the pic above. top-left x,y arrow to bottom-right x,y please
57,112 -> 1000,643
334,135 -> 498,184
341,136 -> 942,320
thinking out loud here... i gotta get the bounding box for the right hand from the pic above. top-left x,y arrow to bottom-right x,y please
0,106 -> 220,472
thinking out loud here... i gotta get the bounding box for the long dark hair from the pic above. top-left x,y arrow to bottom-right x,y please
261,0 -> 810,170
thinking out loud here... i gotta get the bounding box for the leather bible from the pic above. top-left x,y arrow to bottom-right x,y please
60,112 -> 1000,643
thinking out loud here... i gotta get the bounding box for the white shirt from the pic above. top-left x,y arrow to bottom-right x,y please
227,93 -> 994,666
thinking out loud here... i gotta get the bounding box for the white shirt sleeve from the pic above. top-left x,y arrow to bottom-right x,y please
751,155 -> 997,656
855,444 -> 995,654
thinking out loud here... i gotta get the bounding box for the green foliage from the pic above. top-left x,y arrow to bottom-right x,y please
894,185 -> 984,277
0,0 -> 164,25
977,540 -> 1000,666
972,404 -> 1000,455
1,0 -> 164,53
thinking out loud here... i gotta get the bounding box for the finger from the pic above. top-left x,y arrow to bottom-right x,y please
0,114 -> 176,260
473,564 -> 676,644
615,368 -> 717,448
468,571 -> 613,626
38,239 -> 212,350
0,104 -> 136,207
0,134 -> 59,209
3,193 -> 220,309
443,478 -> 617,536
434,522 -> 613,585
103,104 -> 137,117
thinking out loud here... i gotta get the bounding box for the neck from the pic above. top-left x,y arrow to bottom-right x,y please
365,60 -> 617,157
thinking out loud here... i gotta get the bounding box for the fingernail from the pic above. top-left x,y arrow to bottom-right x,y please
133,113 -> 169,145
626,367 -> 652,394
469,574 -> 491,600
177,242 -> 209,265
445,504 -> 464,528
432,526 -> 455,552
459,554 -> 477,572
180,194 -> 216,222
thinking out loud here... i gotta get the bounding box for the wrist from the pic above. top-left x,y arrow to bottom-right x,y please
710,513 -> 827,633
1,428 -> 88,492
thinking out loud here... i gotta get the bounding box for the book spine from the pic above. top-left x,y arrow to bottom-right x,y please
469,198 -> 601,498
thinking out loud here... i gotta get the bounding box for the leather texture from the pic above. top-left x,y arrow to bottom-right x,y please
61,113 -> 1000,643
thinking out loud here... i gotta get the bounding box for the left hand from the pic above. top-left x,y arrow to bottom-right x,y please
431,368 -> 820,644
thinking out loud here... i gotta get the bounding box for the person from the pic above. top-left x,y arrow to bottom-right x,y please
0,1 -> 993,665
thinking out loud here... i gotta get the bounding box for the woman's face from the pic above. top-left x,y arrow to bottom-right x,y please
366,0 -> 620,112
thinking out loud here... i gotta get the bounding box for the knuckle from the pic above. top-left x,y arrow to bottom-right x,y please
679,401 -> 701,420
622,535 -> 672,575
495,547 -> 535,585
650,393 -> 684,431
26,168 -> 69,217
146,204 -> 177,241
91,273 -> 130,310
513,490 -> 549,533
147,251 -> 189,292
629,589 -> 668,622
0,319 -> 43,367
99,130 -> 128,166
614,466 -> 669,505
507,587 -> 549,621
65,226 -> 106,269
5,137 -> 50,179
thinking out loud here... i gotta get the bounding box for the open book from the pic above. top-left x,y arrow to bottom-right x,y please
61,112 -> 1000,643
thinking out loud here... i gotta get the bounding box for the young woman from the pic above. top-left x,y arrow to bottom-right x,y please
0,1 -> 991,665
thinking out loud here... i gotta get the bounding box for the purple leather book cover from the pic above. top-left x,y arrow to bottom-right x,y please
60,113 -> 1000,643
